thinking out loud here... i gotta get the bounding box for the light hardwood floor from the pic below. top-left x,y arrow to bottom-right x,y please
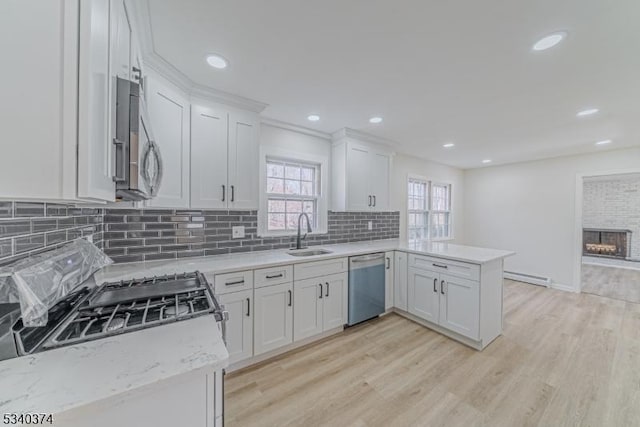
582,263 -> 640,304
226,280 -> 640,427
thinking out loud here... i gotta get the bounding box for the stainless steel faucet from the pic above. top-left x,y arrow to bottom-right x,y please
296,213 -> 312,250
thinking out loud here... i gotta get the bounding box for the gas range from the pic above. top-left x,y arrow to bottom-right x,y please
10,271 -> 225,357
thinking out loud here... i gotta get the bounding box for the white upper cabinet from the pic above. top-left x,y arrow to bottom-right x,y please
0,0 -> 144,203
227,110 -> 259,209
77,0 -> 116,202
190,103 -> 259,210
331,132 -> 393,212
110,0 -> 131,81
190,104 -> 228,209
146,74 -> 191,208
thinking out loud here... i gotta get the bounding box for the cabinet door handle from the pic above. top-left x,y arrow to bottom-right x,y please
221,185 -> 226,202
433,263 -> 448,269
368,195 -> 372,207
433,278 -> 438,293
266,273 -> 284,279
319,283 -> 323,299
373,195 -> 376,207
386,257 -> 390,269
231,185 -> 235,202
440,280 -> 445,295
132,66 -> 142,81
288,290 -> 292,307
325,282 -> 329,297
246,298 -> 251,317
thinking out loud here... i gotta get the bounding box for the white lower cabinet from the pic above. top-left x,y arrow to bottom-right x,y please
218,290 -> 253,364
321,273 -> 348,331
384,251 -> 394,310
393,252 -> 408,311
294,272 -> 348,341
293,277 -> 324,341
407,268 -> 440,324
57,369 -> 222,427
407,267 -> 480,341
438,274 -> 480,340
254,282 -> 293,355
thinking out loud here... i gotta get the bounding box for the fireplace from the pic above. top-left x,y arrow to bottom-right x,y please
583,229 -> 631,259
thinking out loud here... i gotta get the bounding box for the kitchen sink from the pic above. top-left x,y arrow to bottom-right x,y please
287,249 -> 333,257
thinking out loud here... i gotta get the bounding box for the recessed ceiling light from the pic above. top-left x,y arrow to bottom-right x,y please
595,139 -> 612,146
369,117 -> 383,124
577,108 -> 599,117
443,143 -> 455,148
205,54 -> 228,69
307,114 -> 320,122
482,159 -> 492,164
533,32 -> 567,51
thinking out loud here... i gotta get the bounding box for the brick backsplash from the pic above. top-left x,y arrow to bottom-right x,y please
583,177 -> 640,260
102,208 -> 399,263
0,202 -> 103,266
0,201 -> 399,266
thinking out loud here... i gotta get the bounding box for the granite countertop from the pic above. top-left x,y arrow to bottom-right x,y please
0,315 -> 228,415
95,239 -> 515,283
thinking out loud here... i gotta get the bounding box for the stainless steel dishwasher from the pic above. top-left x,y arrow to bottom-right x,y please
348,253 -> 386,326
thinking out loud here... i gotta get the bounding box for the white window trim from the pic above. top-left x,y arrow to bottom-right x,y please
406,174 -> 454,242
258,146 -> 329,237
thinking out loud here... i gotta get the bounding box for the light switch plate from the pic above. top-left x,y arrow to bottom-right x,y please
368,221 -> 373,231
232,226 -> 245,239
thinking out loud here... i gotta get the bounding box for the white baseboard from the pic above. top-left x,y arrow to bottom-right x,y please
550,282 -> 578,293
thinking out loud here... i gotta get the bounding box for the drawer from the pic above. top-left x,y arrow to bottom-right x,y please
213,270 -> 254,295
408,254 -> 480,281
294,257 -> 348,281
254,265 -> 293,288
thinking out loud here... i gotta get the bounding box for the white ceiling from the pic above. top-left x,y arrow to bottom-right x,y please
146,0 -> 640,169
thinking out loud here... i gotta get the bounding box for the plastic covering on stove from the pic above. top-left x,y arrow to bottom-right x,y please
0,239 -> 112,327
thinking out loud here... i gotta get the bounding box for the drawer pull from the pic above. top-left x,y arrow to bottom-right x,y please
225,279 -> 245,286
432,263 -> 448,269
265,273 -> 284,279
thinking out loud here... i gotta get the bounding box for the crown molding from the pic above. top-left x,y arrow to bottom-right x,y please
261,118 -> 332,140
125,0 -> 268,113
331,127 -> 399,150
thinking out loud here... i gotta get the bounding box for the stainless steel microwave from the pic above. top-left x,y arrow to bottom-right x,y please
113,77 -> 162,201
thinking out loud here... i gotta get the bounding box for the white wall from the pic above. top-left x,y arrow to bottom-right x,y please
260,123 -> 331,159
463,147 -> 640,290
391,154 -> 465,242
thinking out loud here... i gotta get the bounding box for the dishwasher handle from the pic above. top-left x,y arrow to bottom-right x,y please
350,253 -> 385,263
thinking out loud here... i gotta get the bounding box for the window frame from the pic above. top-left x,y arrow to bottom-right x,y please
407,177 -> 430,241
258,146 -> 329,237
406,174 -> 454,242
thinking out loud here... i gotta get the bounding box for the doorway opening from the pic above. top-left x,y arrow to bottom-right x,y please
577,172 -> 640,303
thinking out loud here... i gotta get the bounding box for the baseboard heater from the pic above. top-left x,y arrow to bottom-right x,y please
504,271 -> 551,287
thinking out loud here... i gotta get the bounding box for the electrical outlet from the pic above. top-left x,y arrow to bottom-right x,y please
368,221 -> 373,231
232,226 -> 245,239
